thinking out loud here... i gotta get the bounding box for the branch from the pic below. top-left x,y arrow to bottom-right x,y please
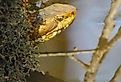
84,0 -> 121,82
34,49 -> 94,70
98,0 -> 121,47
69,56 -> 89,70
100,26 -> 121,63
34,49 -> 95,57
84,26 -> 121,82
110,65 -> 121,82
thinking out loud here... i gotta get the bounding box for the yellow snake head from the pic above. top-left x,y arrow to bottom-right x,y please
35,3 -> 76,42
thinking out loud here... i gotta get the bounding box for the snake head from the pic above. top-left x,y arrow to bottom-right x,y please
33,3 -> 76,42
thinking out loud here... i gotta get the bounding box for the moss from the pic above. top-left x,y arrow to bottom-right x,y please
0,0 -> 39,82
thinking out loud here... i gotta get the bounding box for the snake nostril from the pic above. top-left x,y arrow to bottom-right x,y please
71,11 -> 75,15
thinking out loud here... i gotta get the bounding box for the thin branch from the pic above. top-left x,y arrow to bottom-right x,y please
98,0 -> 121,47
110,65 -> 121,82
84,0 -> 121,82
84,26 -> 121,82
34,49 -> 95,57
69,56 -> 89,70
100,26 -> 121,63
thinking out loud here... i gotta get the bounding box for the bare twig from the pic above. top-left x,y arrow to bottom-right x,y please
34,49 -> 94,71
100,26 -> 121,63
110,65 -> 121,82
98,0 -> 121,47
69,56 -> 89,70
34,49 -> 95,57
84,25 -> 121,82
84,0 -> 121,82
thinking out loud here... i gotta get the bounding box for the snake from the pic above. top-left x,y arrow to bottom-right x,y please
22,0 -> 76,42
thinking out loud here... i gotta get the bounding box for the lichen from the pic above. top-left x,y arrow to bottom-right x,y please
0,0 -> 39,82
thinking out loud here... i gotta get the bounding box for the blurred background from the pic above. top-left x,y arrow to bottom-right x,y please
35,0 -> 121,82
